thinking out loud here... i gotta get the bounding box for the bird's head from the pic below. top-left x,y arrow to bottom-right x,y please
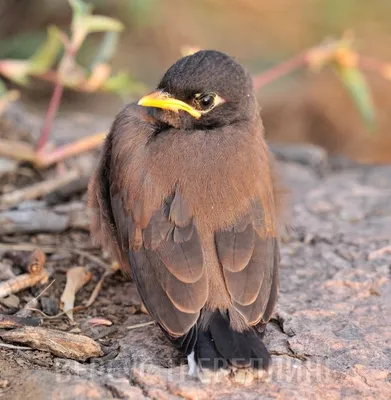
138,50 -> 257,130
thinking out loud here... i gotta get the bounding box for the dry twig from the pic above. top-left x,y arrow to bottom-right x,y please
0,134 -> 106,169
16,279 -> 55,319
0,341 -> 32,351
27,306 -> 84,320
0,270 -> 49,299
126,321 -> 155,330
0,202 -> 90,234
0,247 -> 49,298
0,139 -> 37,164
0,314 -> 41,329
28,264 -> 118,321
0,169 -> 79,209
85,262 -> 119,308
0,243 -> 110,270
0,327 -> 103,360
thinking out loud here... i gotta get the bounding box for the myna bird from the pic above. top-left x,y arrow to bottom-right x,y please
88,50 -> 284,377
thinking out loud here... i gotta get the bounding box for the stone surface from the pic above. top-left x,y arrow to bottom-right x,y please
2,156 -> 391,399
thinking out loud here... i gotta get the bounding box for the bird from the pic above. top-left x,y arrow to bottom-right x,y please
88,50 -> 285,379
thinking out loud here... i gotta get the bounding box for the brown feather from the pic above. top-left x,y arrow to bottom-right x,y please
88,100 -> 284,339
223,234 -> 273,306
216,222 -> 255,272
215,197 -> 278,329
143,207 -> 204,284
170,191 -> 192,227
129,195 -> 207,334
232,238 -> 277,325
261,241 -> 280,323
128,248 -> 199,335
161,267 -> 208,313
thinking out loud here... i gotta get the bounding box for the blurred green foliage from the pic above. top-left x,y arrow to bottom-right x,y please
334,65 -> 375,131
0,0 -> 384,134
0,0 -> 145,101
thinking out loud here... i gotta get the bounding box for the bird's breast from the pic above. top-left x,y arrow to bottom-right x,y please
143,128 -> 271,234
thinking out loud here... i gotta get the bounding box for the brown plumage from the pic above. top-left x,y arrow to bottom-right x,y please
88,50 -> 285,374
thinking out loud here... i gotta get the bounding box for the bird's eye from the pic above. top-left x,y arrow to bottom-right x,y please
200,94 -> 214,108
195,93 -> 216,110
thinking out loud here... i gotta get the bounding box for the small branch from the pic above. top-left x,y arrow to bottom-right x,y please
0,206 -> 88,235
0,139 -> 38,164
252,37 -> 346,90
252,41 -> 391,93
27,266 -> 117,321
0,314 -> 41,329
36,132 -> 107,168
358,55 -> 391,79
71,249 -> 110,270
126,321 -> 155,330
0,341 -> 32,351
0,327 -> 103,360
0,269 -> 49,299
85,263 -> 119,308
0,169 -> 79,209
36,81 -> 64,151
0,133 -> 106,169
35,70 -> 58,84
253,52 -> 308,90
16,280 -> 55,319
0,242 -> 110,270
270,350 -> 308,361
27,306 -> 84,320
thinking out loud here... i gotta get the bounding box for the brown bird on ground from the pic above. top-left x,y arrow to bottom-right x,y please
88,50 -> 284,378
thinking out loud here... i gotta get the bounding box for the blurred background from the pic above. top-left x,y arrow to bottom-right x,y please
1,0 -> 391,163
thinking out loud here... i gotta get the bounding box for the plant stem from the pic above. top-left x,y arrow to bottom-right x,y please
253,52 -> 308,90
36,132 -> 107,168
35,81 -> 64,152
358,55 -> 390,77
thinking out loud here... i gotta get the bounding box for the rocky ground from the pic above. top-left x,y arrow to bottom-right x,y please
0,108 -> 390,399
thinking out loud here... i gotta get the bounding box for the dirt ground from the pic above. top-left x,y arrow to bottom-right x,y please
0,106 -> 391,399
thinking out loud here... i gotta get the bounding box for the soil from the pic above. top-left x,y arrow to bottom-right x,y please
0,105 -> 391,399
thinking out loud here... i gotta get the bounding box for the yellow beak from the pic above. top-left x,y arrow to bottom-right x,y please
137,91 -> 201,119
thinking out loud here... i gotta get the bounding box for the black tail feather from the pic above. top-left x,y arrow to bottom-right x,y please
160,324 -> 198,355
195,311 -> 270,371
195,328 -> 229,370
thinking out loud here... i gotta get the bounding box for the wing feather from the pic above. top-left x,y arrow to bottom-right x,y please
111,189 -> 207,337
216,199 -> 279,327
88,106 -> 207,340
215,223 -> 254,272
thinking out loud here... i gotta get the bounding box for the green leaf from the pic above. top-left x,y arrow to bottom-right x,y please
0,31 -> 47,60
68,0 -> 92,22
0,60 -> 30,86
102,72 -> 145,95
0,79 -> 7,96
90,31 -> 119,68
28,26 -> 62,75
125,0 -> 157,27
333,65 -> 376,132
83,15 -> 124,34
